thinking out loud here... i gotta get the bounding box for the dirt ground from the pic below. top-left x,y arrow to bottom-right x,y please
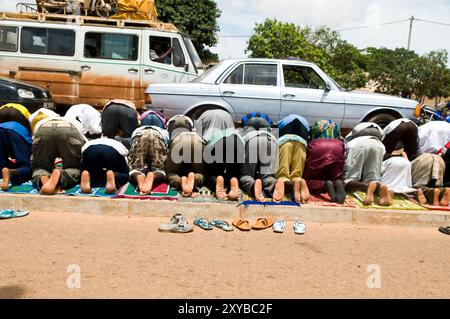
0,211 -> 449,299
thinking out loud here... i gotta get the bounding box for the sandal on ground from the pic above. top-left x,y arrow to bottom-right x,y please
194,218 -> 213,230
210,219 -> 234,232
273,219 -> 286,233
293,220 -> 306,235
0,209 -> 29,219
251,216 -> 274,230
159,213 -> 185,232
438,226 -> 450,235
232,218 -> 251,231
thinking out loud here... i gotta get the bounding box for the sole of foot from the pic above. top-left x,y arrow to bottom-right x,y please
254,179 -> 265,202
1,167 -> 10,191
364,181 -> 378,206
300,179 -> 310,204
272,179 -> 285,203
440,188 -> 450,207
40,170 -> 61,195
417,188 -> 427,205
105,170 -> 116,194
228,177 -> 240,201
139,172 -> 154,195
80,170 -> 91,194
433,188 -> 441,206
293,179 -> 301,203
181,173 -> 195,197
379,184 -> 393,206
215,176 -> 227,200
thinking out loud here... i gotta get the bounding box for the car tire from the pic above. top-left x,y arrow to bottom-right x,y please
365,113 -> 398,129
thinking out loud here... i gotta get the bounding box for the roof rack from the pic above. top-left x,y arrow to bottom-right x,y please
0,11 -> 179,32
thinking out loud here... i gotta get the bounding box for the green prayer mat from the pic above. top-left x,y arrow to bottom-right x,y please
351,192 -> 426,210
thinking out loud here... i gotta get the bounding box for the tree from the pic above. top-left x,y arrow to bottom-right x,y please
155,0 -> 221,62
364,47 -> 419,98
365,48 -> 450,102
246,19 -> 368,90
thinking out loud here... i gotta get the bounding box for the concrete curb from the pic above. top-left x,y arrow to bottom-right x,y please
1,194 -> 450,227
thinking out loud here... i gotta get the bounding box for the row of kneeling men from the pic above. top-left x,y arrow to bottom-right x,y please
0,101 -> 449,207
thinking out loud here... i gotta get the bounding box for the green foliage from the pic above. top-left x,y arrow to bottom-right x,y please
365,48 -> 450,101
155,0 -> 221,62
246,19 -> 368,90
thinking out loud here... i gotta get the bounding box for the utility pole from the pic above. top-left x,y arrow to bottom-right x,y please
407,16 -> 414,50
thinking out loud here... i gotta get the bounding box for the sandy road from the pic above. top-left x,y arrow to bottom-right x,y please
0,210 -> 449,298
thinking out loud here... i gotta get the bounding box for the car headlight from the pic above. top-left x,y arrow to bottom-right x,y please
42,92 -> 48,99
17,89 -> 35,99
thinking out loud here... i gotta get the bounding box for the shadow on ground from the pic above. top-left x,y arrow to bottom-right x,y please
0,285 -> 27,299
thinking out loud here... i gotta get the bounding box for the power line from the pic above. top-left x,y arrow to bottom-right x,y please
334,18 -> 410,32
216,17 -> 450,39
415,18 -> 450,27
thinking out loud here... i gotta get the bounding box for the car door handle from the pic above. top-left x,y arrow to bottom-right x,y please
223,91 -> 235,95
128,68 -> 139,73
283,94 -> 295,98
144,68 -> 155,74
81,65 -> 91,71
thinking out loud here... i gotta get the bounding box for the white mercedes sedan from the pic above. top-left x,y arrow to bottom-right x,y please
145,58 -> 420,129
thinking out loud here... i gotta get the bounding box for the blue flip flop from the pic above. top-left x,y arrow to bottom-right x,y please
193,218 -> 213,230
0,209 -> 29,219
210,219 -> 234,232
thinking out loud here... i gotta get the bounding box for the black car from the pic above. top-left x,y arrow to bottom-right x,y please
0,77 -> 54,113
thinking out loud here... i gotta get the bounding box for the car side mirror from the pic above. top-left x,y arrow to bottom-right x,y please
325,83 -> 331,92
184,64 -> 189,72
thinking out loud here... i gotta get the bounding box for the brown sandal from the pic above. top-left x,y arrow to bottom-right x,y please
251,216 -> 274,230
232,218 -> 251,231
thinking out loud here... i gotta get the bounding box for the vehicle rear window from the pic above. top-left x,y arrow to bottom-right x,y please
21,27 -> 75,56
244,64 -> 277,86
85,32 -> 138,61
0,26 -> 18,52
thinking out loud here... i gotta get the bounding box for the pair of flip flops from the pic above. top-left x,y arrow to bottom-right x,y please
439,226 -> 450,235
273,220 -> 306,234
0,209 -> 29,219
193,218 -> 233,232
232,216 -> 274,231
159,214 -> 193,233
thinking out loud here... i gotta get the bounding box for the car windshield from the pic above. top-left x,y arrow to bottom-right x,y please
182,35 -> 203,71
191,61 -> 223,83
329,77 -> 347,92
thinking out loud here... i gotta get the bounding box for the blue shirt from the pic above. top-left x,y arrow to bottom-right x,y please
0,121 -> 32,144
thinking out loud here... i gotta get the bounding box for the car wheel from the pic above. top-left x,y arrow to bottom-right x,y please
365,113 -> 398,129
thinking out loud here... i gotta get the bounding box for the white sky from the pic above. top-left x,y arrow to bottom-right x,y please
1,0 -> 449,62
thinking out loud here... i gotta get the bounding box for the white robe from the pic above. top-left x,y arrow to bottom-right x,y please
381,157 -> 416,193
418,121 -> 450,154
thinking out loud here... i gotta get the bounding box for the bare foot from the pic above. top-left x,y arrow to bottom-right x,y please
140,172 -> 154,195
40,175 -> 49,188
40,169 -> 60,195
440,188 -> 450,207
80,170 -> 91,194
254,179 -> 265,202
228,177 -> 240,201
416,188 -> 427,205
379,184 -> 392,206
272,179 -> 285,203
364,181 -> 377,205
293,179 -> 301,203
433,188 -> 441,206
300,179 -> 310,204
215,176 -> 227,200
105,170 -> 116,194
1,167 -> 10,191
181,173 -> 195,197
